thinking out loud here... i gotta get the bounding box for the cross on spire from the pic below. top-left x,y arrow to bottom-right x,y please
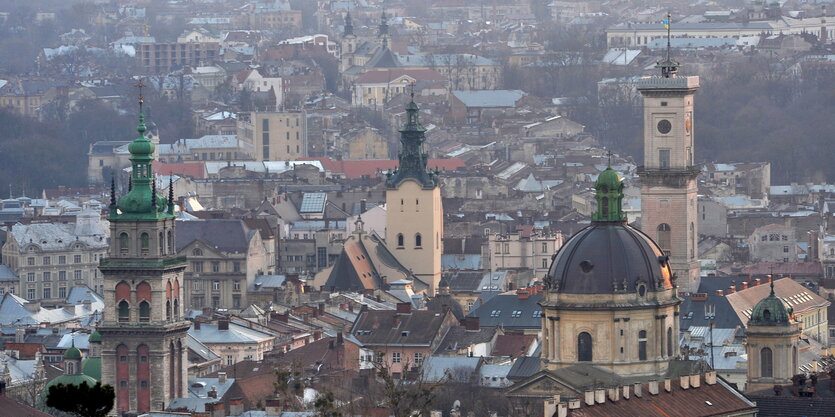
135,78 -> 145,113
409,81 -> 416,100
606,149 -> 613,167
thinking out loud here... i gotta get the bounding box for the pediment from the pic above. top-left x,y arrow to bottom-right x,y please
506,371 -> 579,398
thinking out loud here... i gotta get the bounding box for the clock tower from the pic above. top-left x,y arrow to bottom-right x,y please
637,20 -> 701,293
98,90 -> 188,413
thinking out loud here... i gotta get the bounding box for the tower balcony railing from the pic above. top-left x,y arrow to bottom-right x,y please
637,76 -> 699,90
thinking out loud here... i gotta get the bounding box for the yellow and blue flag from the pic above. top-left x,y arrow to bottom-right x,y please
663,19 -> 670,29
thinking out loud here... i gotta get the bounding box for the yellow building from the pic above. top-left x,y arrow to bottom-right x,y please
345,127 -> 389,160
385,98 -> 443,295
237,111 -> 307,161
352,69 -> 446,108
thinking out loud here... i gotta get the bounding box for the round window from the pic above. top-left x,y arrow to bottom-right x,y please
657,119 -> 672,134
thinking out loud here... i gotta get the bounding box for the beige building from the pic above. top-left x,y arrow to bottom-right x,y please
237,111 -> 307,161
748,224 -> 798,263
487,229 -> 564,277
137,41 -> 220,74
189,320 -> 275,366
637,70 -> 701,293
352,69 -> 447,108
176,219 -> 270,311
397,54 -> 501,90
344,127 -> 389,160
2,212 -> 109,304
384,99 -> 443,295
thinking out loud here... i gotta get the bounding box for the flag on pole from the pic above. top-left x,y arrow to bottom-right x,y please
663,19 -> 670,29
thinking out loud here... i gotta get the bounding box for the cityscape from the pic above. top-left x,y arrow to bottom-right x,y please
0,0 -> 835,416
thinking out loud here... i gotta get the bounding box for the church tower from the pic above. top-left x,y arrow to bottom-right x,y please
339,12 -> 357,73
379,12 -> 391,48
637,16 -> 701,292
385,94 -> 443,295
98,89 -> 188,413
745,277 -> 800,392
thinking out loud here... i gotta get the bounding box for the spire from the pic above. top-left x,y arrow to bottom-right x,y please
379,12 -> 389,37
168,175 -> 175,215
769,273 -> 775,296
657,12 -> 679,78
110,175 -> 116,207
128,176 -> 132,192
385,90 -> 438,190
591,166 -> 627,222
151,176 -> 157,210
344,12 -> 354,36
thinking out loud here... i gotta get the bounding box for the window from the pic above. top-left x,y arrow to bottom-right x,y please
212,296 -> 220,308
227,355 -> 234,366
233,295 -> 241,309
211,262 -> 220,273
74,255 -> 82,264
667,327 -> 673,358
657,223 -> 671,252
27,257 -> 35,266
74,270 -> 82,281
783,246 -> 789,253
212,281 -> 220,290
27,288 -> 35,300
139,301 -> 150,322
761,347 -> 773,377
43,287 -> 51,299
119,233 -> 129,254
118,300 -> 130,322
413,352 -> 424,366
193,261 -> 203,273
192,248 -> 203,256
233,280 -> 241,291
415,233 -> 422,248
511,310 -> 522,318
542,242 -> 548,253
27,273 -> 35,282
532,310 -> 543,318
490,310 -> 501,317
43,272 -> 51,281
638,330 -> 647,361
659,149 -> 670,169
58,256 -> 66,265
42,256 -> 50,265
577,332 -> 593,362
503,243 -> 510,254
392,352 -> 401,363
233,262 -> 241,272
542,258 -> 549,269
761,235 -> 767,242
397,233 -> 404,247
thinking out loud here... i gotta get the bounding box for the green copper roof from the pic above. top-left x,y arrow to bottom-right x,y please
40,374 -> 98,403
591,165 -> 627,222
749,281 -> 793,326
385,95 -> 439,189
81,357 -> 101,381
64,345 -> 82,360
88,330 -> 101,343
110,107 -> 174,222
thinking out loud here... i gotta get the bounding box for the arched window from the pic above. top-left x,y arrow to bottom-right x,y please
67,361 -> 75,374
601,197 -> 609,217
397,233 -> 404,247
192,248 -> 203,256
159,232 -> 164,255
140,233 -> 149,255
166,301 -> 172,321
167,230 -> 173,254
577,332 -> 593,362
173,299 -> 180,320
118,300 -> 130,322
638,330 -> 647,361
667,327 -> 673,358
119,233 -> 129,254
139,301 -> 151,322
761,347 -> 773,377
657,223 -> 671,252
763,309 -> 771,321
415,233 -> 422,248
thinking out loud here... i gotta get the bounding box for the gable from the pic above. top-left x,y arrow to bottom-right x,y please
506,371 -> 580,398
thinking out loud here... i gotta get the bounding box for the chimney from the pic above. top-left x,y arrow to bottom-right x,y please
392,315 -> 400,328
337,332 -> 344,346
396,302 -> 412,314
727,285 -> 735,294
15,328 -> 23,343
313,330 -> 322,340
543,398 -> 557,417
229,398 -> 244,416
741,281 -> 749,290
318,302 -> 325,316
360,304 -> 367,313
218,320 -> 230,331
664,378 -> 672,392
634,382 -> 643,397
194,321 -> 201,330
715,290 -> 724,297
265,399 -> 281,415
705,371 -> 717,385
218,372 -> 227,384
649,380 -> 659,395
516,289 -> 530,300
465,317 -> 480,331
753,278 -> 761,287
360,199 -> 367,213
208,385 -> 218,398
349,304 -> 354,313
568,399 -> 581,409
622,385 -> 630,400
680,375 -> 690,389
594,389 -> 605,404
690,374 -> 701,388
583,390 -> 595,406
607,387 -> 620,402
765,274 -> 773,284
557,403 -> 568,417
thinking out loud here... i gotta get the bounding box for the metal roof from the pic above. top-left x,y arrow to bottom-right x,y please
299,192 -> 327,213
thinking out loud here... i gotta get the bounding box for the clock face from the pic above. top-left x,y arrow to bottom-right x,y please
657,119 -> 672,134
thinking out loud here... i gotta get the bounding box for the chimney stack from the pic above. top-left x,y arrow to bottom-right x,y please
396,302 -> 412,314
634,382 -> 643,397
568,399 -> 581,409
557,403 -> 568,417
584,390 -> 595,406
594,389 -> 605,404
194,321 -> 201,330
516,289 -> 530,300
218,372 -> 227,384
208,386 -> 218,398
622,385 -> 630,400
741,281 -> 749,290
727,285 -> 735,294
318,302 -> 325,316
753,278 -> 761,287
218,320 -> 230,331
715,289 -> 724,296
680,375 -> 690,389
464,317 -> 480,331
705,371 -> 717,385
607,387 -> 620,402
649,380 -> 659,395
664,378 -> 672,392
265,399 -> 281,415
229,398 -> 244,416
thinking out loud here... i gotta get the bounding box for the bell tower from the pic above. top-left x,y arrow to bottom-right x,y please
98,84 -> 188,413
637,14 -> 701,292
385,92 -> 443,295
745,278 -> 800,392
339,12 -> 357,73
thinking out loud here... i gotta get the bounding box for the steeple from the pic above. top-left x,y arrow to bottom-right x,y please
379,12 -> 389,37
385,89 -> 438,189
344,12 -> 354,37
657,12 -> 679,78
112,80 -> 170,221
591,161 -> 627,223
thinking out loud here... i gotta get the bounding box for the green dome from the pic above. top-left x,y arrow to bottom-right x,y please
591,165 -> 626,222
41,374 -> 98,403
64,345 -> 82,360
749,291 -> 793,326
88,330 -> 101,343
128,137 -> 155,156
595,166 -> 621,190
81,357 -> 101,381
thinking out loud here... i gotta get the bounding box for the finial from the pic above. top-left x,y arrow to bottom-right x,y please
409,82 -> 415,101
606,149 -> 613,167
110,175 -> 116,207
151,176 -> 157,210
658,12 -> 678,78
168,175 -> 174,214
128,176 -> 132,192
136,78 -> 145,114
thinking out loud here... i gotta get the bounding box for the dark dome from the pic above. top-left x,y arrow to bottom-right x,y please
546,222 -> 673,295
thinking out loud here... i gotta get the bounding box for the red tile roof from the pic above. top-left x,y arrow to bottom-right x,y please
301,157 -> 465,179
156,162 -> 206,179
355,69 -> 447,84
492,334 -> 536,357
0,392 -> 51,417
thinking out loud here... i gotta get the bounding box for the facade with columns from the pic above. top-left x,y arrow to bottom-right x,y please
98,108 -> 189,413
637,61 -> 701,293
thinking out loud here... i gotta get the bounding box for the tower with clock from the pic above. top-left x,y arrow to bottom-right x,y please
636,16 -> 701,293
